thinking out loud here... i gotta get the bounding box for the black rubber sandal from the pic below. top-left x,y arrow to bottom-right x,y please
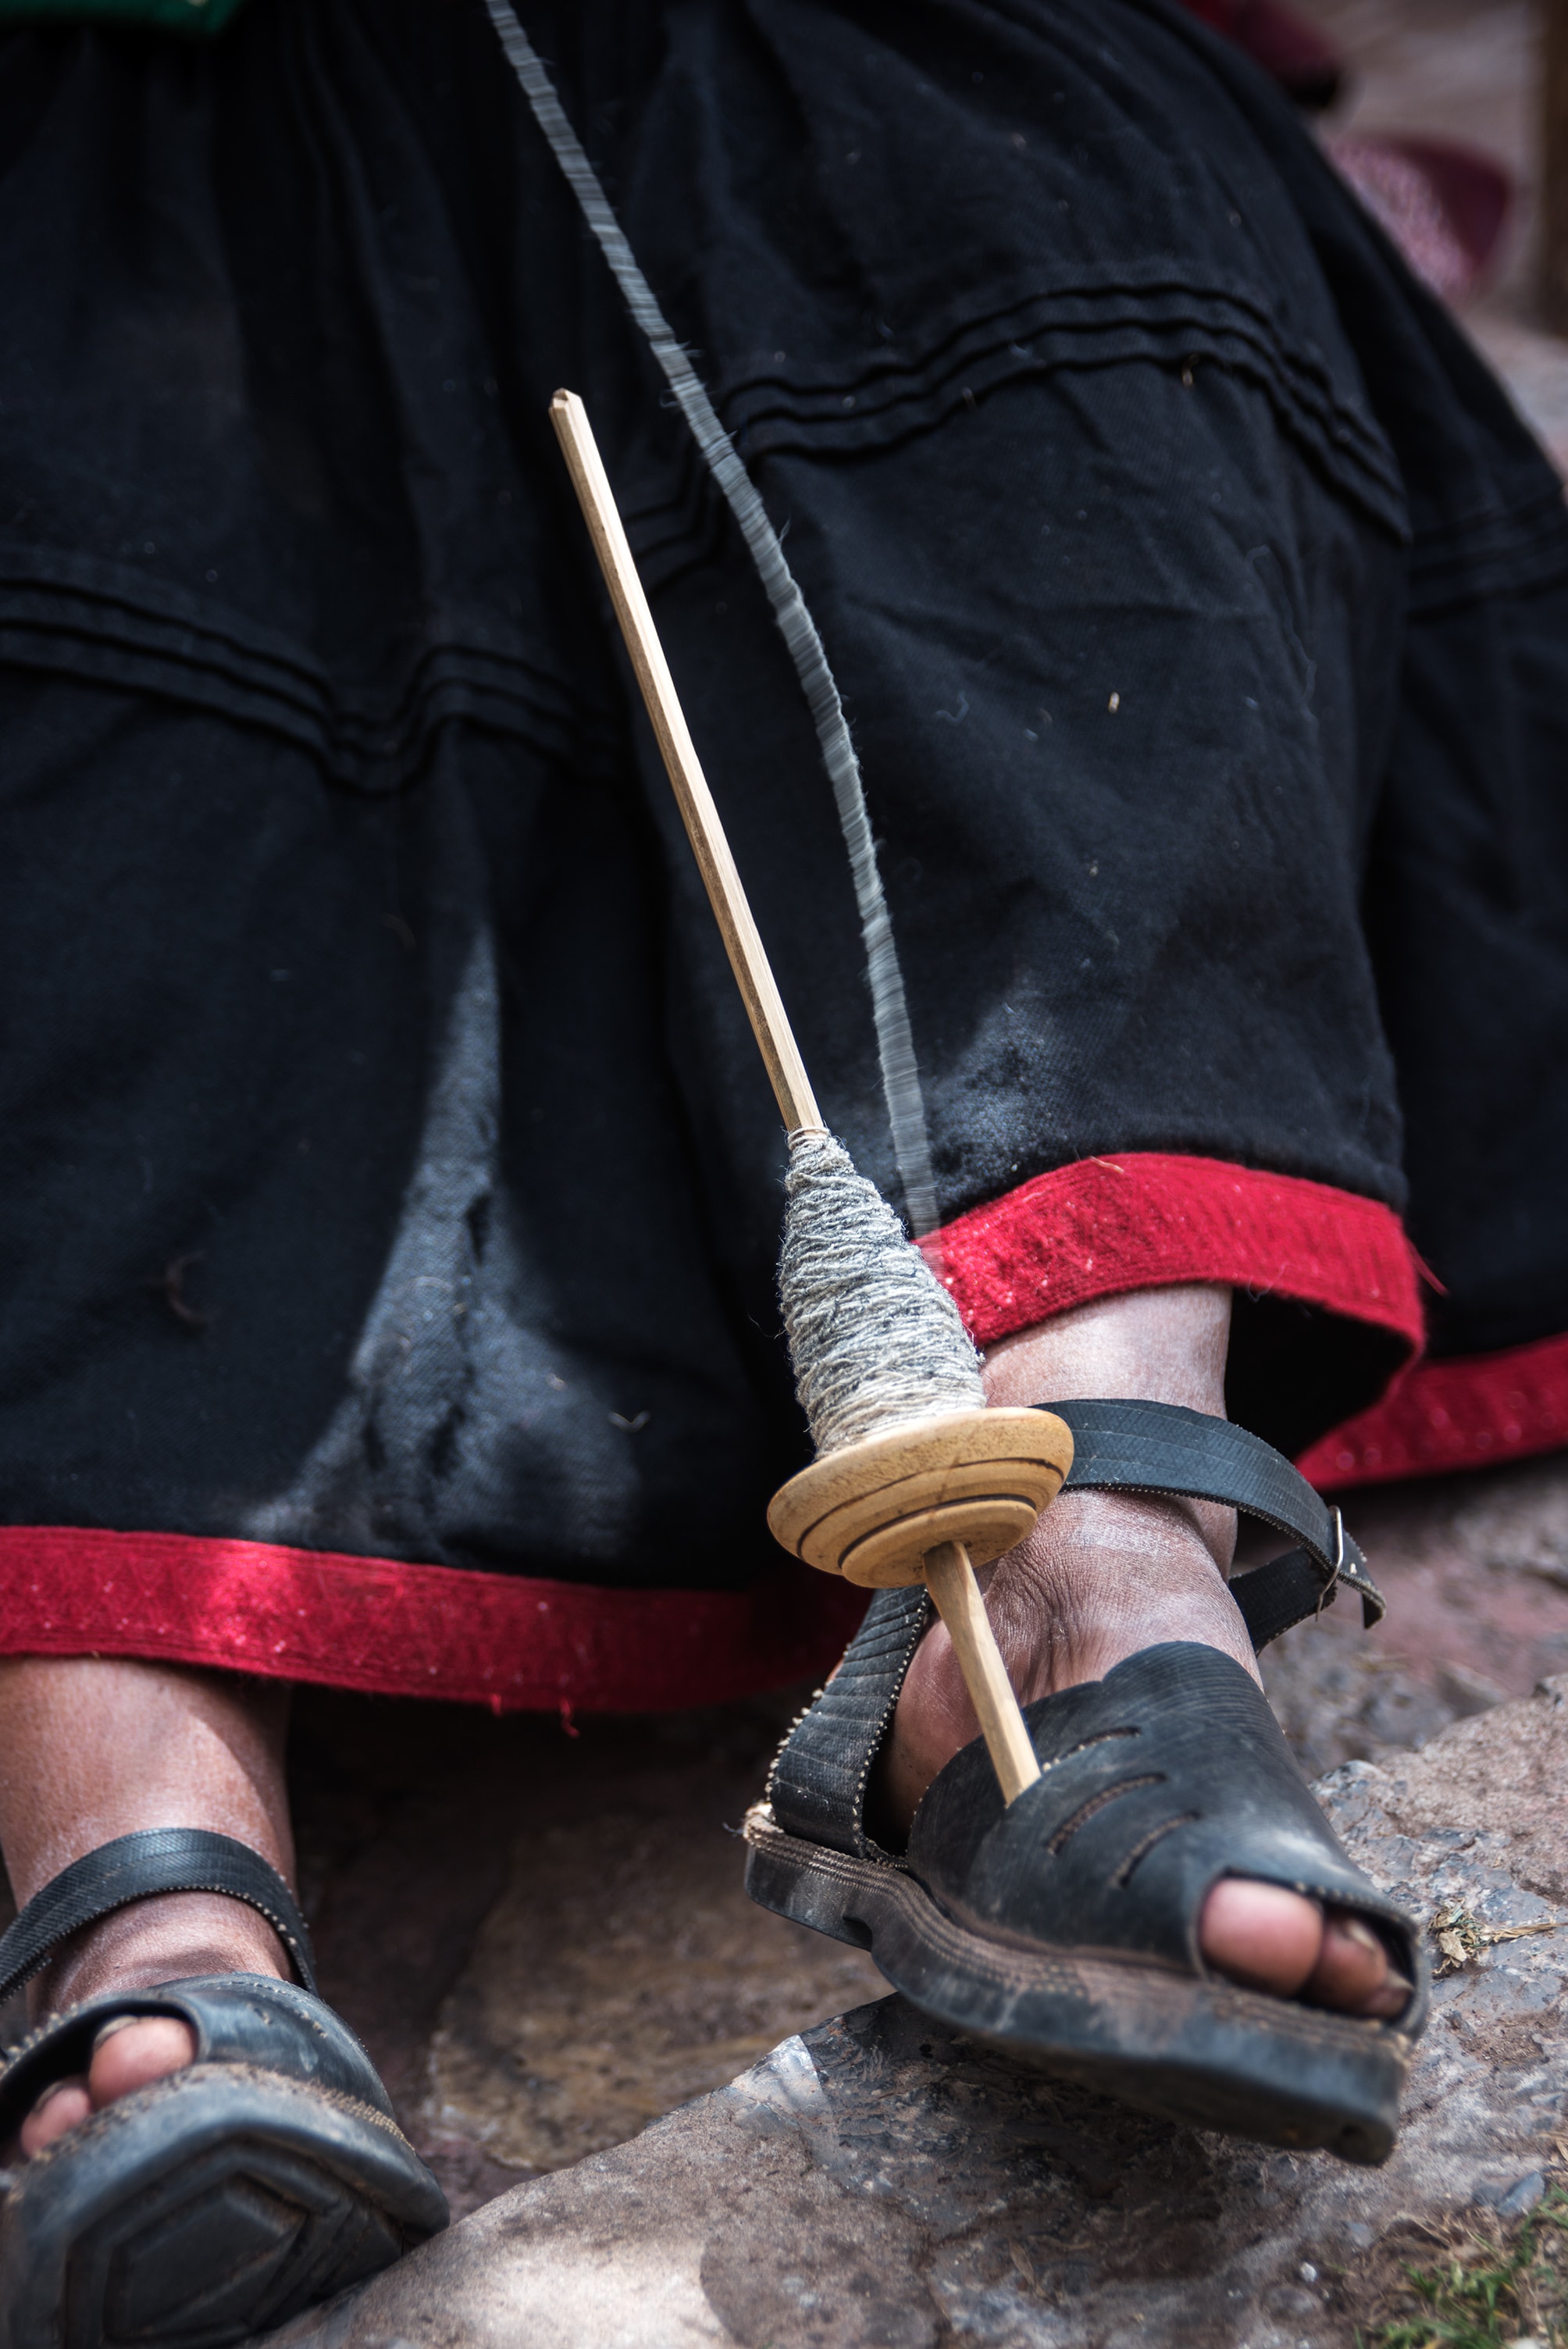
746,1400 -> 1429,2165
0,1829 -> 447,2349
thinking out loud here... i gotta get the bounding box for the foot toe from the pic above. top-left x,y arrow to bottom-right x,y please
1199,1877 -> 1324,1997
20,2078 -> 92,2157
1306,1909 -> 1411,2018
1200,1882 -> 1409,2018
19,2016 -> 197,2159
87,2016 -> 197,2107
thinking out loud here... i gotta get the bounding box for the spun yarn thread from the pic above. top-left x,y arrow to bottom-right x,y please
486,2 -> 939,1240
780,1131 -> 985,1457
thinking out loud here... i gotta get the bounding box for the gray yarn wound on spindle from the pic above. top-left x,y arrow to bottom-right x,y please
781,1132 -> 985,1457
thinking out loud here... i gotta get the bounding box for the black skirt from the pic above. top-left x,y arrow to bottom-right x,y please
0,0 -> 1562,1708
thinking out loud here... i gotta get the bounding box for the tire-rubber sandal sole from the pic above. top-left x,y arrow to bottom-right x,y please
745,1808 -> 1415,2165
0,2062 -> 442,2349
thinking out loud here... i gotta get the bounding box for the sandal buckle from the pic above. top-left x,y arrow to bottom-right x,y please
1316,1505 -> 1345,1618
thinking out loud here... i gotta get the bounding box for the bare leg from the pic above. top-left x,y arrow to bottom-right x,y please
878,1285 -> 1404,2017
0,1658 -> 291,2155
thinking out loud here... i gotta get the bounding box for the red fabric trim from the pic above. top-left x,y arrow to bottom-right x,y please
0,1159 -> 1474,1704
1297,1328 -> 1568,1492
0,1528 -> 867,1713
932,1152 -> 1424,1355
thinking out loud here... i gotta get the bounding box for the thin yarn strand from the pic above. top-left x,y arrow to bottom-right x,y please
486,2 -> 939,1239
780,1132 -> 984,1454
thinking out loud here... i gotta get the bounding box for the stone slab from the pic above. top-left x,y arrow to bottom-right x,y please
1260,1457 -> 1568,1777
265,1678 -> 1568,2349
283,1687 -> 886,2219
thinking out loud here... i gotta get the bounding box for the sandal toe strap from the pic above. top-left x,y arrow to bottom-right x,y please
0,1970 -> 389,2144
908,1641 -> 1427,2028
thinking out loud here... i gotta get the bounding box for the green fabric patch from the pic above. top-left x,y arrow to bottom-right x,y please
0,0 -> 249,34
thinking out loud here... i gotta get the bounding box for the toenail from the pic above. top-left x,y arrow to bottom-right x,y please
91,2016 -> 143,2051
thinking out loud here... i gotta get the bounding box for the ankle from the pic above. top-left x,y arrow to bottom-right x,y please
29,1890 -> 289,2020
994,1485 -> 1243,1696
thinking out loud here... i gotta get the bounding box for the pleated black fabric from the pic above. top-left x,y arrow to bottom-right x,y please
0,0 -> 1561,1584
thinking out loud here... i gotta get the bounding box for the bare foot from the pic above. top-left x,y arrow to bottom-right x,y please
0,1657 -> 294,2159
876,1285 -> 1410,2023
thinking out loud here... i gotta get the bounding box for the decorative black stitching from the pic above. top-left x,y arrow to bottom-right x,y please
1112,1812 -> 1199,1887
1046,1773 -> 1165,1855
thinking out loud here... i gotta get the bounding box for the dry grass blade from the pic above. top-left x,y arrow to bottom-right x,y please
1429,1903 -> 1565,1977
1364,2182 -> 1568,2347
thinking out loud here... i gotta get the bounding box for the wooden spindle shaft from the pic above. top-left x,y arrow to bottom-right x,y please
552,388 -> 1045,1807
550,389 -> 822,1136
922,1542 -> 1042,1804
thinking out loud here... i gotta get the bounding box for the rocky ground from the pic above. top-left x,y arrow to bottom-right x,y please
284,1675 -> 887,2220
1260,1457 -> 1568,1777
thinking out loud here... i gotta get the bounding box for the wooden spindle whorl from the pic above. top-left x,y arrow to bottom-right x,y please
768,1406 -> 1074,1589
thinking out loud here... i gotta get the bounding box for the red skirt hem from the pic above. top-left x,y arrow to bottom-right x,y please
931,1149 -> 1424,1349
0,1528 -> 869,1714
1296,1326 -> 1568,1490
0,1154 -> 1555,1708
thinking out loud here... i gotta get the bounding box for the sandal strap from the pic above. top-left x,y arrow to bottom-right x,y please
1049,1399 -> 1384,1642
0,1830 -> 317,2006
768,1403 -> 1381,1856
765,1584 -> 931,1859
